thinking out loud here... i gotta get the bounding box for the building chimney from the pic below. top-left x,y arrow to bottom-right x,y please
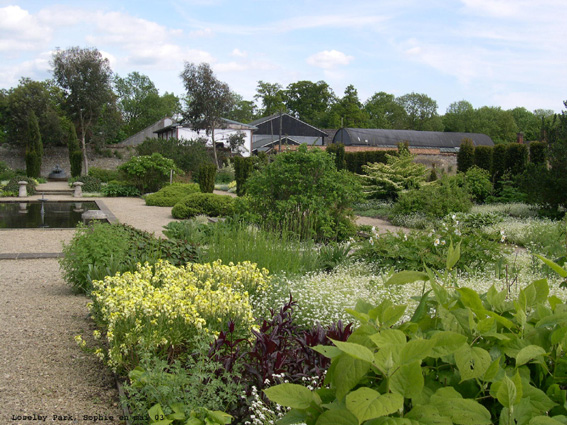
517,132 -> 524,144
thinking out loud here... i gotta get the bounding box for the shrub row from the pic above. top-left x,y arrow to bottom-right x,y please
172,193 -> 235,219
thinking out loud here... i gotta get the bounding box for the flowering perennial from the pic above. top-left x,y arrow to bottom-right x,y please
89,259 -> 271,371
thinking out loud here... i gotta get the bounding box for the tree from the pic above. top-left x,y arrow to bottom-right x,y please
509,107 -> 540,141
225,93 -> 258,123
472,106 -> 518,143
443,100 -> 475,133
52,47 -> 114,174
396,92 -> 443,131
254,81 -> 286,116
66,119 -> 82,177
364,91 -> 407,129
5,78 -> 65,146
323,85 -> 369,128
180,62 -> 234,167
25,111 -> 42,177
284,80 -> 335,125
114,72 -> 181,137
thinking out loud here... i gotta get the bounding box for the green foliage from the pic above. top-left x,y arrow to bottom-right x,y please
457,138 -> 475,173
69,175 -> 102,192
361,150 -> 429,200
67,122 -> 82,177
428,166 -> 438,182
356,215 -> 503,271
0,160 -> 15,181
136,137 -> 213,176
234,156 -> 254,196
198,162 -> 217,193
215,163 -> 234,183
267,265 -> 567,425
245,145 -> 362,241
326,143 -> 347,171
463,165 -> 493,203
506,143 -> 529,176
88,167 -> 120,182
25,111 -> 42,178
474,145 -> 493,173
145,183 -> 201,207
392,176 -> 472,218
492,144 -> 508,182
171,193 -> 235,219
529,141 -> 547,165
345,150 -> 394,174
118,153 -> 179,193
100,181 -> 141,197
3,176 -> 37,196
124,352 -> 240,425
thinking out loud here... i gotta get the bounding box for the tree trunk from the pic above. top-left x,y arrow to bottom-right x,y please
211,127 -> 219,169
79,113 -> 89,175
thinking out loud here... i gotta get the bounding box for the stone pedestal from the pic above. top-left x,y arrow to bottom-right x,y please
73,182 -> 84,198
82,210 -> 108,224
18,181 -> 28,198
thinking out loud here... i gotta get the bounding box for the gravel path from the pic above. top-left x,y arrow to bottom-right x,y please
355,216 -> 408,234
0,259 -> 123,424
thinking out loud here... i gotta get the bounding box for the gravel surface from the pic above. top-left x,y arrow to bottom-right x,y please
0,259 -> 123,424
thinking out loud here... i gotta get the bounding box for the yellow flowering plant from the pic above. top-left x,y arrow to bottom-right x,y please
88,259 -> 270,372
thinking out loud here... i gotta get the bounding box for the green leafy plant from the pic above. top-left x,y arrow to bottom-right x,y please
266,260 -> 567,425
2,176 -> 38,196
463,165 -> 493,203
118,153 -> 179,193
101,181 -> 141,197
457,138 -> 475,173
145,183 -> 201,207
172,193 -> 235,219
69,175 -> 102,192
198,162 -> 217,193
88,167 -> 120,182
234,156 -> 254,196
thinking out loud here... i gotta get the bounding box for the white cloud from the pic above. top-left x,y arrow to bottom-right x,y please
189,27 -> 213,37
307,50 -> 354,69
0,5 -> 52,51
0,51 -> 52,86
231,48 -> 247,58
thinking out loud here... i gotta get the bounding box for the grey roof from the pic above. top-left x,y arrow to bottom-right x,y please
333,128 -> 494,149
249,113 -> 328,137
252,135 -> 323,151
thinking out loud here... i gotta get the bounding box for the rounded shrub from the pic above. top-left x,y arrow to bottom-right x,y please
172,193 -> 235,219
464,165 -> 493,203
3,176 -> 38,196
145,183 -> 201,207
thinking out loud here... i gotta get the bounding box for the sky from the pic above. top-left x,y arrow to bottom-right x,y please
1,0 -> 566,114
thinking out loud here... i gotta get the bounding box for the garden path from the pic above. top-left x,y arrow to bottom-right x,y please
355,216 -> 409,234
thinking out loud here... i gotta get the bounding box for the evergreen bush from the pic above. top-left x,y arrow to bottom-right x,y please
492,143 -> 508,182
234,156 -> 254,196
25,112 -> 42,178
67,123 -> 82,177
326,143 -> 346,170
474,145 -> 493,173
506,142 -> 529,176
144,183 -> 200,207
197,163 -> 217,193
457,138 -> 475,173
171,193 -> 234,219
529,141 -> 547,165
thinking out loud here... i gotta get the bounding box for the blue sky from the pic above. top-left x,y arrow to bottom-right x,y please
1,0 -> 566,114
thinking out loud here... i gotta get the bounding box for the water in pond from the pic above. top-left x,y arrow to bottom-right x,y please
0,201 -> 100,228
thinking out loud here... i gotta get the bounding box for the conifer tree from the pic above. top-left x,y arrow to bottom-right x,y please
25,111 -> 42,178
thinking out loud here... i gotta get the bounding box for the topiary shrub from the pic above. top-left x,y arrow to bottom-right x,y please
457,138 -> 475,173
506,142 -> 529,176
172,193 -> 235,219
529,141 -> 547,165
234,156 -> 254,196
492,143 -> 508,182
326,143 -> 346,170
474,145 -> 493,173
197,163 -> 216,193
67,123 -> 82,177
145,183 -> 201,207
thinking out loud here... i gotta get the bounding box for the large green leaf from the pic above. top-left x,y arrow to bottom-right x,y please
277,409 -> 308,425
535,254 -> 567,278
334,355 -> 371,400
264,383 -> 317,409
331,339 -> 375,363
370,329 -> 406,348
345,388 -> 404,423
380,304 -> 408,328
314,409 -> 358,425
528,416 -> 567,425
446,240 -> 461,270
406,405 -> 452,425
311,345 -> 343,359
457,287 -> 486,315
385,270 -> 430,286
400,339 -> 433,364
495,373 -> 523,408
522,382 -> 557,413
390,360 -> 424,398
429,331 -> 467,358
515,345 -> 547,366
536,312 -> 567,328
455,345 -> 491,381
365,418 -> 421,425
430,388 -> 492,425
149,404 -> 173,425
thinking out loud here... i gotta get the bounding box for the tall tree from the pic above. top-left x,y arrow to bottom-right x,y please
51,47 -> 114,173
25,111 -> 42,177
284,80 -> 335,125
364,92 -> 407,129
396,92 -> 443,131
180,62 -> 234,167
114,72 -> 180,137
509,107 -> 540,141
472,106 -> 518,143
443,100 -> 475,133
254,81 -> 285,116
323,84 -> 368,128
226,93 -> 258,123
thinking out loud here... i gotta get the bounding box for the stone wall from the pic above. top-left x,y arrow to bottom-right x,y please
0,145 -> 134,177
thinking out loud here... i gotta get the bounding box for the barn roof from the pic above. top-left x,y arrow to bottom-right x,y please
249,113 -> 328,138
333,128 -> 494,151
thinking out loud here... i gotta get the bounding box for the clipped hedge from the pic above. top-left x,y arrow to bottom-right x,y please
172,193 -> 235,219
145,183 -> 201,207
